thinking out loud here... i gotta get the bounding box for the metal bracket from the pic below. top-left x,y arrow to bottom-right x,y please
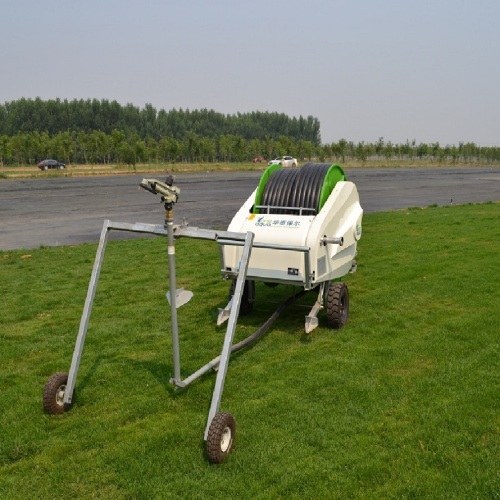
304,282 -> 327,334
217,298 -> 233,326
320,236 -> 344,246
166,288 -> 194,308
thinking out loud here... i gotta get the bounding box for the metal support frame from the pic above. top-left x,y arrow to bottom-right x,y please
63,217 -> 334,440
204,231 -> 254,439
62,219 -> 255,409
166,207 -> 182,385
63,221 -> 109,404
63,220 -> 167,404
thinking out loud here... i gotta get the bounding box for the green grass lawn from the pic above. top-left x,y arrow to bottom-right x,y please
1,204 -> 498,498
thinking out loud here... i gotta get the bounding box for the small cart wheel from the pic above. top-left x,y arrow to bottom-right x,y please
326,282 -> 349,329
43,372 -> 71,414
206,412 -> 236,464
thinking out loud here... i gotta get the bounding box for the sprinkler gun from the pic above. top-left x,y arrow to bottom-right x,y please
140,176 -> 180,207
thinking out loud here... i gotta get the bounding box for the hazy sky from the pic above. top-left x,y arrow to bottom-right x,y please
2,0 -> 499,146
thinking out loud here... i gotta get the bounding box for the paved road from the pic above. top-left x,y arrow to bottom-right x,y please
1,167 -> 499,250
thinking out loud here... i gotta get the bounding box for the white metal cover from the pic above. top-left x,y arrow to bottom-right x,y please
223,181 -> 363,289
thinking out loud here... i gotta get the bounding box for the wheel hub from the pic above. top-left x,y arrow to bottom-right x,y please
220,426 -> 232,452
55,384 -> 66,406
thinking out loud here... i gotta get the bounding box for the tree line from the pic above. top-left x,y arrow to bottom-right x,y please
0,98 -> 321,144
324,138 -> 500,165
1,130 -> 499,166
0,129 -> 317,165
0,98 -> 499,166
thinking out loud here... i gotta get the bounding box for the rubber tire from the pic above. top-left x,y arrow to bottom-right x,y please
206,412 -> 236,464
229,279 -> 254,315
43,372 -> 70,414
326,282 -> 349,329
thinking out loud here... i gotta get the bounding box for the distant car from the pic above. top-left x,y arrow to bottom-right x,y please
37,159 -> 66,170
267,156 -> 298,168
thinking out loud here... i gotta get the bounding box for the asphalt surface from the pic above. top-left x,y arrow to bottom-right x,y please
1,167 -> 499,251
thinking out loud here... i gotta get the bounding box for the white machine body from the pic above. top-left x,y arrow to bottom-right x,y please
222,181 -> 363,290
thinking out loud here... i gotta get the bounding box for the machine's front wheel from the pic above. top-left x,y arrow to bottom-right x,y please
43,372 -> 71,414
206,412 -> 235,464
326,282 -> 349,329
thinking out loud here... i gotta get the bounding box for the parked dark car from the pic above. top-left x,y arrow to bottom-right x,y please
37,159 -> 66,170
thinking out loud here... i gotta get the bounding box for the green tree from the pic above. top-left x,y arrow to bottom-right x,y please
146,137 -> 159,163
181,132 -> 201,162
375,137 -> 385,157
199,137 -> 216,162
355,142 -> 367,162
0,135 -> 13,165
111,129 -> 126,164
158,137 -> 180,163
336,139 -> 348,162
219,135 -> 237,162
384,141 -> 394,160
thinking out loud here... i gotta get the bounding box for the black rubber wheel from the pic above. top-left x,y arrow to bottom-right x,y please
229,279 -> 254,315
326,282 -> 349,329
43,372 -> 70,414
206,412 -> 236,464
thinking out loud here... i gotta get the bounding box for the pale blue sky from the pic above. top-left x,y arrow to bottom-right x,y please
1,0 -> 499,145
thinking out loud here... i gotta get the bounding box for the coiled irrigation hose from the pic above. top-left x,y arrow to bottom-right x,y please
260,163 -> 334,215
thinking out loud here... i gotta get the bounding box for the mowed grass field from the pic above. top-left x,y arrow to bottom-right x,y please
0,203 -> 498,498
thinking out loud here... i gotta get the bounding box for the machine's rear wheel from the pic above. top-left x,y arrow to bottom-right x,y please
206,412 -> 235,464
43,372 -> 71,414
326,282 -> 349,329
229,279 -> 254,315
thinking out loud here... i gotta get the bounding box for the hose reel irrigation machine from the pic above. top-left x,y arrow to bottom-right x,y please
43,162 -> 363,463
